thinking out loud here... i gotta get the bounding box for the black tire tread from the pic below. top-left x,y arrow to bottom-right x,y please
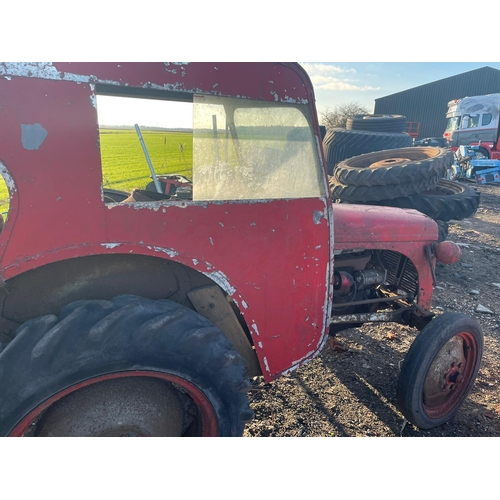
368,180 -> 481,222
346,114 -> 407,133
323,128 -> 413,176
330,174 -> 441,203
0,295 -> 253,436
334,147 -> 453,187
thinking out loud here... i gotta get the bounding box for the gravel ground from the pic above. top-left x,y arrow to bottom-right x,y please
244,182 -> 500,437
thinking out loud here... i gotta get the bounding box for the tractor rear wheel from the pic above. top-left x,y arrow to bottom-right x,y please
370,179 -> 480,222
330,175 -> 441,203
0,295 -> 253,436
397,313 -> 483,430
333,147 -> 452,187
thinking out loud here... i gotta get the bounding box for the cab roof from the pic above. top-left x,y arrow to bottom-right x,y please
0,62 -> 316,104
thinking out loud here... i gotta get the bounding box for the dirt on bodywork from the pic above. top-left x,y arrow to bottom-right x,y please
244,182 -> 500,437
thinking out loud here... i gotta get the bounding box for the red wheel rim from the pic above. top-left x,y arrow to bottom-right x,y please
422,332 -> 479,419
9,371 -> 218,437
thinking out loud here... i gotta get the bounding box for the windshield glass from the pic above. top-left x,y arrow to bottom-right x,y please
445,116 -> 461,132
192,95 -> 324,201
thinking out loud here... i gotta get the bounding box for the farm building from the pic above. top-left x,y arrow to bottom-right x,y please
374,66 -> 500,139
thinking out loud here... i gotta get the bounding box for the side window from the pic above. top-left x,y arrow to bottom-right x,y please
192,96 -> 324,201
96,92 -> 325,204
482,113 -> 492,126
461,115 -> 470,129
96,94 -> 194,204
445,116 -> 460,131
469,114 -> 480,128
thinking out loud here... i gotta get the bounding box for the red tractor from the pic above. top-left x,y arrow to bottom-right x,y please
0,62 -> 482,436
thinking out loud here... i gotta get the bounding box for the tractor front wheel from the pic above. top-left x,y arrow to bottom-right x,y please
396,313 -> 483,430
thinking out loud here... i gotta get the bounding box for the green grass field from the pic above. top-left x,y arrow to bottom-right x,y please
0,186 -> 8,217
99,129 -> 193,192
0,129 -> 193,216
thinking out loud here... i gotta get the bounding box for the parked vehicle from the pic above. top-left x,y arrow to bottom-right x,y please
444,93 -> 500,159
449,145 -> 500,184
0,62 -> 482,436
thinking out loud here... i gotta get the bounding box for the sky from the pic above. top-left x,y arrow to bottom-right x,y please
96,62 -> 500,128
303,62 -> 500,115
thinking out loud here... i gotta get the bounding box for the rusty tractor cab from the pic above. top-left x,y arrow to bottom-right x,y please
0,62 -> 482,436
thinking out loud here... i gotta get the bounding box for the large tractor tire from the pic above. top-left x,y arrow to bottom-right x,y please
346,114 -> 407,133
397,312 -> 483,429
323,128 -> 413,176
333,147 -> 453,187
330,175 -> 440,203
0,295 -> 254,437
370,179 -> 481,222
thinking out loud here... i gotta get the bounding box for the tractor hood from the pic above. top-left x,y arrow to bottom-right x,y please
334,204 -> 438,250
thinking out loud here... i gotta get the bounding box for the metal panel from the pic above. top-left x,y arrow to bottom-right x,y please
374,67 -> 500,138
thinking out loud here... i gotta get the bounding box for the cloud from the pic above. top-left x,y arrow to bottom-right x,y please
313,77 -> 380,91
300,63 -> 356,75
300,63 -> 380,92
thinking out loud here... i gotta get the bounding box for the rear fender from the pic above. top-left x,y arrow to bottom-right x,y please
0,254 -> 261,375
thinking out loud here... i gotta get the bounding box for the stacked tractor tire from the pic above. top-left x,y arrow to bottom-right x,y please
323,114 -> 413,176
324,115 -> 481,241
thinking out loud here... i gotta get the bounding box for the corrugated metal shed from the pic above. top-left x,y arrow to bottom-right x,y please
374,66 -> 500,139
